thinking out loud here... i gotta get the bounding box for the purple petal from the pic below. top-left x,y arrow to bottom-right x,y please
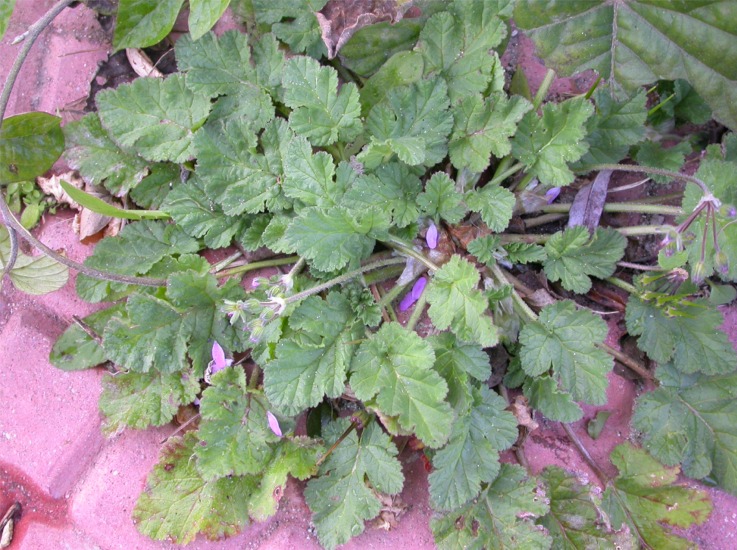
426,223 -> 438,249
545,187 -> 561,204
399,277 -> 427,312
211,341 -> 227,370
267,411 -> 283,437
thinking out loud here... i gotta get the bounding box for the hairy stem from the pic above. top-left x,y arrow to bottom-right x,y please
532,68 -> 556,110
384,235 -> 439,271
584,163 -> 711,196
560,422 -> 610,486
542,203 -> 683,216
215,255 -> 299,278
405,291 -> 428,332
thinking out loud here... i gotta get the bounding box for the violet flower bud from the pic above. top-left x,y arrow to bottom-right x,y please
426,222 -> 438,249
267,411 -> 283,437
399,277 -> 427,312
209,340 -> 233,375
545,187 -> 561,204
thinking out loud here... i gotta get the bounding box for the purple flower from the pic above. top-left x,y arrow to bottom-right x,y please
545,187 -> 561,204
399,277 -> 427,312
267,411 -> 283,437
426,222 -> 438,249
209,340 -> 233,375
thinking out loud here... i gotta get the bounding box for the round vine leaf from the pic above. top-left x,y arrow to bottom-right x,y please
0,112 -> 64,184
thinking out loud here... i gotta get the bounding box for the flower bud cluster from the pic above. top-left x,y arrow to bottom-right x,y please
222,273 -> 293,344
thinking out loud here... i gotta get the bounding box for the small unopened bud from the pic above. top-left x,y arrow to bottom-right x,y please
720,204 -> 737,218
714,250 -> 730,275
691,261 -> 707,285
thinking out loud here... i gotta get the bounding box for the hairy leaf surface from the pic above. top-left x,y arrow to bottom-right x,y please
304,419 -> 403,550
350,322 -> 452,448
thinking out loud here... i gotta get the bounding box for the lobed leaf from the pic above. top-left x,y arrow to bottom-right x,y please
428,387 -> 518,511
634,363 -> 737,495
511,96 -> 593,186
520,301 -> 612,407
417,172 -> 467,224
304,418 -> 403,550
350,322 -> 452,448
602,443 -> 712,549
96,74 -> 211,163
543,226 -> 626,294
431,463 -> 551,550
465,183 -> 516,233
426,255 -> 498,348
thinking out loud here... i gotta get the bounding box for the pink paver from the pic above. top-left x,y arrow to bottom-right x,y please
1,1 -> 737,549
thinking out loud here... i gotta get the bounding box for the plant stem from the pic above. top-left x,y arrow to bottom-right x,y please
286,257 -> 407,305
524,213 -> 566,229
598,342 -> 654,382
533,68 -> 556,110
488,161 -> 524,187
560,422 -> 610,486
315,412 -> 371,468
489,263 -> 538,323
584,163 -> 712,196
606,276 -> 638,295
209,251 -> 243,273
378,279 -> 410,308
405,292 -> 428,332
384,235 -> 439,271
617,261 -> 665,272
542,203 -> 683,216
215,255 -> 299,278
616,225 -> 672,237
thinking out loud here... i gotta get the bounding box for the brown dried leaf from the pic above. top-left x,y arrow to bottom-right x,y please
568,169 -> 612,232
510,395 -> 539,432
36,171 -> 84,210
125,48 -> 164,78
317,0 -> 409,59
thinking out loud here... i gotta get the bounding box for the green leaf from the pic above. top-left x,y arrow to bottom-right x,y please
196,367 -> 280,479
282,56 -> 361,146
543,226 -> 626,293
449,93 -> 531,172
360,77 -> 453,169
99,368 -> 199,435
188,0 -> 230,40
426,255 -> 498,348
514,1 -> 737,131
285,206 -> 387,272
343,162 -> 422,228
282,135 -> 338,207
249,437 -> 322,520
503,242 -> 548,264
465,183 -> 515,232
634,141 -> 692,184
80,220 -> 199,278
254,0 -> 327,59
431,463 -> 551,550
103,272 -> 246,373
198,118 -> 292,216
129,163 -> 181,208
350,322 -> 453,448
520,301 -> 612,406
538,467 -> 629,549
162,177 -> 246,249
0,113 -> 64,184
417,172 -> 467,224
511,96 -> 594,186
634,363 -> 737,494
359,50 -> 424,116
430,332 -> 491,410
134,433 -> 254,544
0,0 -> 15,41
602,443 -> 712,549
625,296 -> 736,375
416,3 -> 508,103
264,292 -> 359,415
58,180 -> 169,221
573,88 -> 648,169
0,226 -> 68,295
524,375 -> 583,423
62,113 -> 150,196
253,33 -> 286,97
113,0 -> 185,51
96,74 -> 211,163
50,305 -> 122,371
429,387 -> 518,511
175,30 -> 255,97
304,418 -> 403,550
467,235 -> 501,266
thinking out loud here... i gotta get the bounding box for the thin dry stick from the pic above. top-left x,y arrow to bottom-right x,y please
560,422 -> 609,486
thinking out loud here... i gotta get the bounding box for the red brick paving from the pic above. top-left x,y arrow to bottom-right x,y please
2,1 -> 737,549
